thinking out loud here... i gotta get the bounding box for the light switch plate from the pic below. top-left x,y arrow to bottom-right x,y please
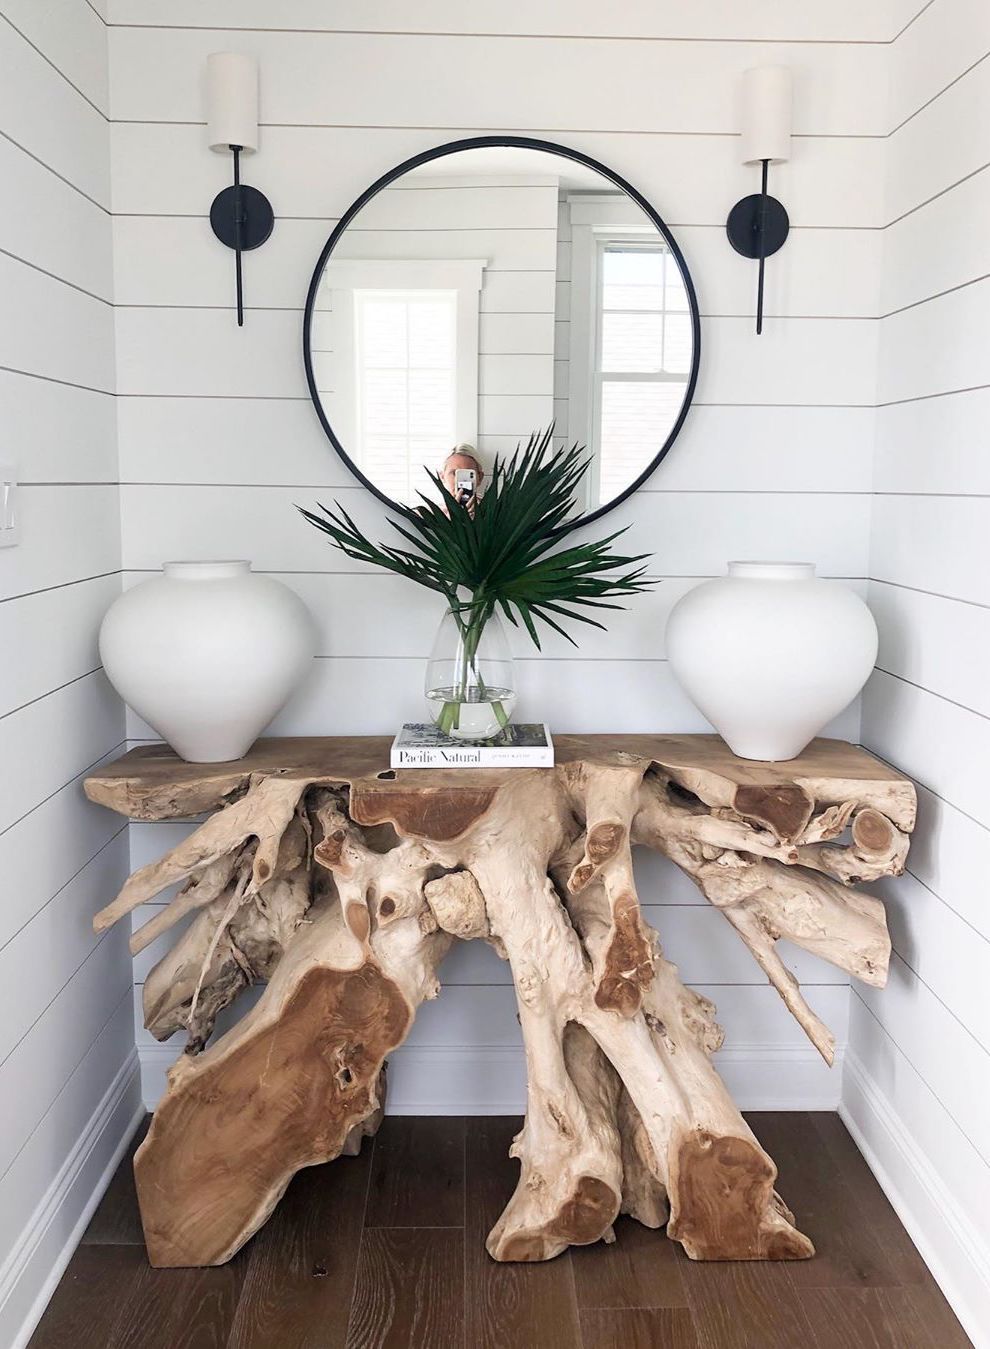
0,463 -> 19,547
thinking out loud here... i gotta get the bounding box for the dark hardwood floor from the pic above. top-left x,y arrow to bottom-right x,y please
30,1112 -> 971,1349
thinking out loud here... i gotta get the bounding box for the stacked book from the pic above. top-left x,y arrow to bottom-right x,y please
390,723 -> 554,768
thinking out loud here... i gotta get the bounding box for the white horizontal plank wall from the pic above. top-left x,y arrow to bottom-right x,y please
0,5 -> 139,1347
847,2 -> 990,1345
105,0 -> 896,1123
553,198 -> 572,446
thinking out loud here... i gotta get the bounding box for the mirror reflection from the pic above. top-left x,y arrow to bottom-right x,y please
307,144 -> 696,515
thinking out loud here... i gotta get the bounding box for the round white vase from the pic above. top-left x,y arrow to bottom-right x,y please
665,561 -> 878,762
100,561 -> 316,762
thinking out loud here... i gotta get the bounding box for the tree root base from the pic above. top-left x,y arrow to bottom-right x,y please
84,735 -> 915,1269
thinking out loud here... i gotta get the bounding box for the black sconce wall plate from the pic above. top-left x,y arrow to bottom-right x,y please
726,193 -> 790,261
210,184 -> 274,251
210,145 -> 274,326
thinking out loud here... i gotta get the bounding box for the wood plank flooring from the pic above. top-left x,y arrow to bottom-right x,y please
29,1112 -> 971,1349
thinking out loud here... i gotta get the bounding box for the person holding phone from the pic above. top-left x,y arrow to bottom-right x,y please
439,445 -> 485,514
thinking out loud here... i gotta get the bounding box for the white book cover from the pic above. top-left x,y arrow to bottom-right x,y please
390,722 -> 554,769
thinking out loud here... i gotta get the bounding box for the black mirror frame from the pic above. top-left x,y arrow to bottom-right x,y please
302,134 -> 701,530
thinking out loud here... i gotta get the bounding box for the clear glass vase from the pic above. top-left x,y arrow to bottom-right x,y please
424,607 -> 517,741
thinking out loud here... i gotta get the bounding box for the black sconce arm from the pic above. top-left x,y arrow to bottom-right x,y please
726,159 -> 790,336
209,147 -> 274,327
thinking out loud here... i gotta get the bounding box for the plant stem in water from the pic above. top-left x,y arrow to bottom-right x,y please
437,700 -> 459,735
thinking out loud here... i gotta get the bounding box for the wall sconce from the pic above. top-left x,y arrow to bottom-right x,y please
726,66 -> 792,335
207,52 -> 274,327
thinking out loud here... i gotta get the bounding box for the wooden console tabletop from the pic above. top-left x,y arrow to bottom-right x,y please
86,735 -> 915,1270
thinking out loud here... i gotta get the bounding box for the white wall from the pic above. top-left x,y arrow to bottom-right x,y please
0,3 -> 142,1345
105,0 -> 891,1116
553,197 -> 573,446
844,2 -> 990,1344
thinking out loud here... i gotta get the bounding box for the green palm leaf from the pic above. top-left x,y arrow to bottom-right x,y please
297,426 -> 658,650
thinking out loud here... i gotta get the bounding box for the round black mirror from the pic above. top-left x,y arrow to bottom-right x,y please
303,136 -> 700,527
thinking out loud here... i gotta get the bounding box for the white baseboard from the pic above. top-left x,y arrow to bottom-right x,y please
1,1051 -> 145,1349
140,1041 -> 842,1114
841,1049 -> 990,1349
715,1044 -> 842,1112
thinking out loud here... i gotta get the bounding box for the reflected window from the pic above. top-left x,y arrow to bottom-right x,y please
354,289 -> 458,505
595,244 -> 690,504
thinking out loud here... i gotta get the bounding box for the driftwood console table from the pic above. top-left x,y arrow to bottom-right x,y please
85,734 -> 915,1270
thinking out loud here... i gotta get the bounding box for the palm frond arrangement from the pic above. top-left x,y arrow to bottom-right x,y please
298,427 -> 657,732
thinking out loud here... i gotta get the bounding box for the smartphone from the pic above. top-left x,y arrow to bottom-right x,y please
454,468 -> 477,501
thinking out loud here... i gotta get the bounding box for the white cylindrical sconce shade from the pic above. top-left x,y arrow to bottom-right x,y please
206,52 -> 259,154
740,65 -> 792,165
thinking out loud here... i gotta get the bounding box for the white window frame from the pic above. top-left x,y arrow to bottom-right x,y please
317,258 -> 485,469
351,288 -> 460,504
566,197 -> 685,512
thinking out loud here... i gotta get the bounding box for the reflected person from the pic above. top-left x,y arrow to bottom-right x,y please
439,445 -> 485,514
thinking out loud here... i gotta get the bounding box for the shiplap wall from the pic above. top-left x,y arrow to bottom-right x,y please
105,0 -> 895,1115
553,198 -> 572,445
0,3 -> 141,1345
843,1 -> 990,1342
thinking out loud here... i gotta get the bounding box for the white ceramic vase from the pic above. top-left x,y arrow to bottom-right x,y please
100,561 -> 316,762
666,561 -> 878,762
